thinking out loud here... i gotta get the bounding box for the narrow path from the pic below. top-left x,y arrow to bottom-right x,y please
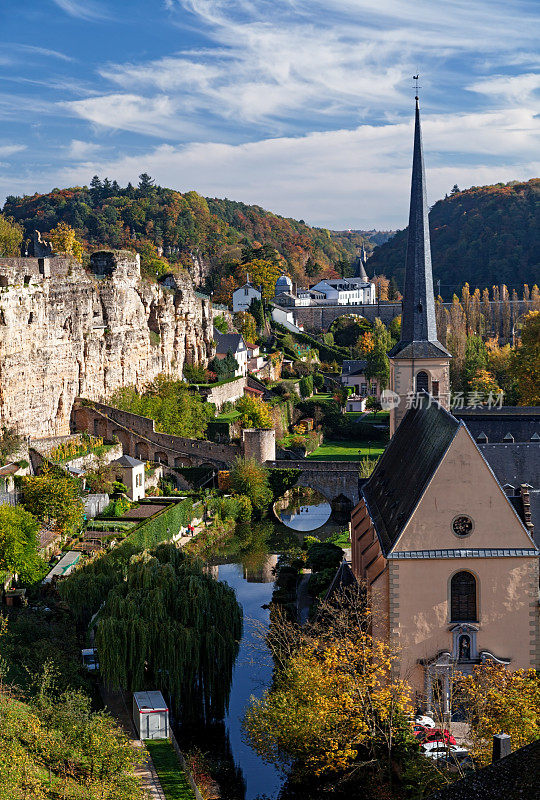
297,570 -> 312,625
100,686 -> 166,800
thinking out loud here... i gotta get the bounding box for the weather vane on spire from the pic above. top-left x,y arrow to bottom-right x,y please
413,74 -> 421,99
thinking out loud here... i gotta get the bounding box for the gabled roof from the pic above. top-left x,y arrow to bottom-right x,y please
113,455 -> 144,468
428,739 -> 539,800
341,359 -> 367,376
362,395 -> 460,556
214,330 -> 245,354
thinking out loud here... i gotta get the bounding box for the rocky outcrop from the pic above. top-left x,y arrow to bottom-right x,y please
0,250 -> 214,438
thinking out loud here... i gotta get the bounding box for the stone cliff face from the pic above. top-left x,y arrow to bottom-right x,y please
0,250 -> 213,438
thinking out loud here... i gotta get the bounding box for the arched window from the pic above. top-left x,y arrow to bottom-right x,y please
451,571 -> 477,622
416,371 -> 429,393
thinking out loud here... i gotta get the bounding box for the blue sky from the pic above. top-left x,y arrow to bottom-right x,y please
0,0 -> 538,228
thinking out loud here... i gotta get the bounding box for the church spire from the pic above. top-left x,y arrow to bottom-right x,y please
389,97 -> 449,359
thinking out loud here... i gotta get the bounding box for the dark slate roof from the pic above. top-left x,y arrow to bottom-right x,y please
341,360 -> 367,377
388,340 -> 451,359
362,395 -> 460,556
113,455 -> 144,468
428,738 -> 540,800
456,408 -> 540,443
214,330 -> 245,354
323,560 -> 358,602
389,98 -> 450,361
479,442 -> 540,490
353,254 -> 369,281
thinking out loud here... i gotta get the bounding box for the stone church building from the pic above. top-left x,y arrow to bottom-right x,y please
350,97 -> 539,714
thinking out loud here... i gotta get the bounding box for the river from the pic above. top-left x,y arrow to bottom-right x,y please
207,513 -> 340,800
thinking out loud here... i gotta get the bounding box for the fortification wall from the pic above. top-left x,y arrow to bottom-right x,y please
0,251 -> 214,438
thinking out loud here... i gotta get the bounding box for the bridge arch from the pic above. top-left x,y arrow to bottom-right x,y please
154,451 -> 169,466
135,441 -> 149,461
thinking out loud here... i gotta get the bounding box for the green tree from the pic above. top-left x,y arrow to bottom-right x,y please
229,458 -> 273,514
463,334 -> 488,396
299,375 -> 314,398
209,351 -> 238,380
213,314 -> 228,334
249,297 -> 265,330
96,544 -> 242,721
0,213 -> 23,256
21,468 -> 83,534
0,505 -> 44,581
237,259 -> 283,299
365,319 -> 391,390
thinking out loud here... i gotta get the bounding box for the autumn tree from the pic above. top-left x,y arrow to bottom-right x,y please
455,663 -> 540,766
0,213 -> 23,256
511,310 -> 540,404
212,274 -> 238,305
238,258 -> 286,299
234,395 -> 272,429
372,274 -> 389,301
47,221 -> 84,262
234,311 -> 257,343
21,467 -> 84,534
244,588 -> 414,783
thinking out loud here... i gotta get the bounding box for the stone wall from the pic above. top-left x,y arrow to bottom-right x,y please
202,377 -> 247,410
0,250 -> 214,438
72,399 -> 241,468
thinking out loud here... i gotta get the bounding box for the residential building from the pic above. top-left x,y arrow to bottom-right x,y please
112,454 -> 145,501
214,329 -> 248,377
232,277 -> 261,313
341,360 -> 380,399
387,97 -> 451,436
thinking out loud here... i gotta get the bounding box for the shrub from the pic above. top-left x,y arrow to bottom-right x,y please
307,541 -> 344,572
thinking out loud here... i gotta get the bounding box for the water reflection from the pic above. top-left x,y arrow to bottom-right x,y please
274,487 -> 331,531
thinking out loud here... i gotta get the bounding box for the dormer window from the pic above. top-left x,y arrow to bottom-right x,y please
503,433 -> 514,443
476,432 -> 488,443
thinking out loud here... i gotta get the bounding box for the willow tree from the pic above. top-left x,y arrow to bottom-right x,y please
96,544 -> 242,722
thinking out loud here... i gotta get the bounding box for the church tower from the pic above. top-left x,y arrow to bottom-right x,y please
388,97 -> 451,436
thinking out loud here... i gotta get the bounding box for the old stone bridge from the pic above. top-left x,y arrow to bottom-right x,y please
267,460 -> 361,513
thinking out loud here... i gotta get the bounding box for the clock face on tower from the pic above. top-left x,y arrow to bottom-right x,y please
452,515 -> 474,537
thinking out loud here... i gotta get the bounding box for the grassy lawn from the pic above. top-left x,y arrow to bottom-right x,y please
343,411 -> 390,424
216,410 -> 241,422
306,439 -> 385,461
145,739 -> 195,800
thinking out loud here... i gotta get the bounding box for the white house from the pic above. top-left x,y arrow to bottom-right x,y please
341,360 -> 381,399
112,455 -> 146,501
214,330 -> 248,377
232,277 -> 261,313
309,277 -> 375,305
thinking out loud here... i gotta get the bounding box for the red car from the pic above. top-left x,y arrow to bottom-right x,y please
414,727 -> 457,746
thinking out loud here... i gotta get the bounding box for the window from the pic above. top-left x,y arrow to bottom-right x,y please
416,371 -> 429,392
244,287 -> 249,296
432,380 -> 439,397
450,571 -> 477,622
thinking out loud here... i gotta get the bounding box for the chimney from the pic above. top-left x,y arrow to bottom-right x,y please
492,733 -> 511,762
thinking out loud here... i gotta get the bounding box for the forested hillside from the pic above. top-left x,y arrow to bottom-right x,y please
2,177 -> 378,288
368,179 -> 539,297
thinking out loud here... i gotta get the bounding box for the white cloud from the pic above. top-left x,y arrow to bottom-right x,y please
63,93 -> 203,138
55,108 -> 540,229
66,140 -> 103,158
51,0 -> 109,21
468,73 -> 540,104
0,144 -> 27,157
11,44 -> 74,62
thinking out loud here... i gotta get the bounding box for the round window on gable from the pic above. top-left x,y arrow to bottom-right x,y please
452,515 -> 474,537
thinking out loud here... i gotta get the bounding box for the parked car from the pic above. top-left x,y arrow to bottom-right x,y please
414,727 -> 457,746
421,742 -> 472,772
414,715 -> 436,729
